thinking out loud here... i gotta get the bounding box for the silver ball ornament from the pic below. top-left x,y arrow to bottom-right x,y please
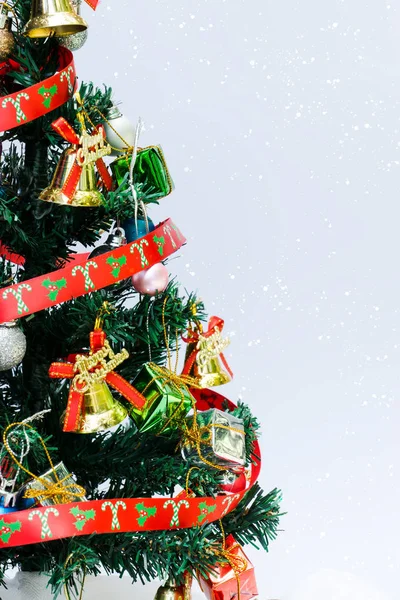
0,321 -> 27,371
56,28 -> 88,52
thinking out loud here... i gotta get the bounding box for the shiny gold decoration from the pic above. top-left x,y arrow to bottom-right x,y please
39,147 -> 105,206
55,0 -> 88,51
0,6 -> 14,61
154,578 -> 191,600
63,327 -> 130,434
23,461 -> 87,505
77,129 -> 111,165
72,340 -> 129,394
67,380 -> 129,434
23,0 -> 87,38
191,326 -> 231,388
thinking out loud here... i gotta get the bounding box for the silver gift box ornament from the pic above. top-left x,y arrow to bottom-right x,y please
23,461 -> 86,506
182,408 -> 246,467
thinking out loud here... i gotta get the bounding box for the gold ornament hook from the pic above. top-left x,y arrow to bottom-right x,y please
94,301 -> 112,331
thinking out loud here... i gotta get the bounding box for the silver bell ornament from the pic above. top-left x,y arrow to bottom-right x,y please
55,0 -> 88,51
0,321 -> 27,371
88,227 -> 126,258
103,106 -> 137,156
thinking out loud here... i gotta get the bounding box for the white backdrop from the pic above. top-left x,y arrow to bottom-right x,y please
8,0 -> 400,598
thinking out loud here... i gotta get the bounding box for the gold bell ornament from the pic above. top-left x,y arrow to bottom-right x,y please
67,380 -> 131,435
154,576 -> 192,600
55,0 -> 87,51
0,3 -> 15,61
23,0 -> 87,39
40,105 -> 112,207
49,303 -> 144,435
39,146 -> 105,206
182,316 -> 232,388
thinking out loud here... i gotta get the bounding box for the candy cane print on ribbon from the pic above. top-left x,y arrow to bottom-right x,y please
163,225 -> 176,249
1,93 -> 30,124
28,508 -> 59,539
163,499 -> 190,527
59,66 -> 74,95
71,261 -> 98,291
2,284 -> 32,314
130,239 -> 149,268
0,49 -> 76,133
221,493 -> 241,517
101,500 -> 126,530
171,224 -> 184,242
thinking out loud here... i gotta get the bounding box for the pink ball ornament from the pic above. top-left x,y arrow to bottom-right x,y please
131,263 -> 169,295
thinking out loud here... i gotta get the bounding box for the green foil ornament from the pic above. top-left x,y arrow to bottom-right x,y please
110,146 -> 174,200
131,363 -> 194,434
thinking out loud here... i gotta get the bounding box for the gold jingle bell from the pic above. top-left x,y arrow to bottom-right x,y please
154,579 -> 191,600
62,381 -> 130,434
55,0 -> 88,51
0,5 -> 15,62
196,342 -> 231,387
39,146 -> 105,207
23,0 -> 87,38
184,325 -> 232,388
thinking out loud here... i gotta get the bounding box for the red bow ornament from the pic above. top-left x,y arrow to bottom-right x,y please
83,0 -> 99,10
49,329 -> 146,432
51,117 -> 113,201
182,316 -> 233,386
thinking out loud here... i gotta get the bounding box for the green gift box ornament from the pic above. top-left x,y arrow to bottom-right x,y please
110,145 -> 174,200
131,363 -> 194,434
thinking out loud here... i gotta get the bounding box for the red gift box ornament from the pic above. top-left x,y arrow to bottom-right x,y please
49,325 -> 146,433
182,316 -> 233,388
200,535 -> 258,600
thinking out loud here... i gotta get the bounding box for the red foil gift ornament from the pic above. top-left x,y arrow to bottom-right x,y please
49,329 -> 146,433
40,116 -> 113,205
199,535 -> 258,600
182,316 -> 233,388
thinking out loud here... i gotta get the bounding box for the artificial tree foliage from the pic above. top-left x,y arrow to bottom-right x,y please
0,0 -> 283,596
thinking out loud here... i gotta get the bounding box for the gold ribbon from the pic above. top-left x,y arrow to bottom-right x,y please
3,422 -> 86,505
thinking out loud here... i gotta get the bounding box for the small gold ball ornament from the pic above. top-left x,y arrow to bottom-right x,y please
0,11 -> 15,62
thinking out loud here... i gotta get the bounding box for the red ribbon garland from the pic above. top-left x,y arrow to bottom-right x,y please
51,117 -> 113,201
0,48 -> 77,133
49,329 -> 146,432
182,316 -> 233,379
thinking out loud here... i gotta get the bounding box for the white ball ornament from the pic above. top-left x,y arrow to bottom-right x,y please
103,107 -> 137,156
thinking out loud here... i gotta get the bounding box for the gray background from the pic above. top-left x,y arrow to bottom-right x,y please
48,0 -> 400,598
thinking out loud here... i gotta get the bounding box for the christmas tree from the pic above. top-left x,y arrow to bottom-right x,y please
0,1 -> 283,597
